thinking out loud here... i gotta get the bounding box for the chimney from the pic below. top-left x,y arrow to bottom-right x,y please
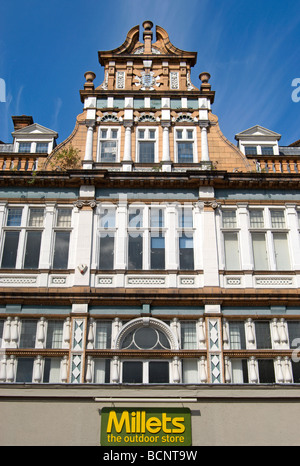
12,115 -> 34,131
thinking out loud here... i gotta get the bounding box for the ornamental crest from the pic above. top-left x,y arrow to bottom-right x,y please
134,71 -> 161,90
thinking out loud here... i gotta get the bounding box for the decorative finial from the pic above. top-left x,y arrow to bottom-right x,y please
199,72 -> 211,92
84,71 -> 96,90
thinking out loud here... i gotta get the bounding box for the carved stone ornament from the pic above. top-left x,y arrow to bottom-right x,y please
74,200 -> 98,209
134,71 -> 161,90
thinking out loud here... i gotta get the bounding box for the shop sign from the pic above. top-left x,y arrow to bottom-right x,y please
101,407 -> 191,446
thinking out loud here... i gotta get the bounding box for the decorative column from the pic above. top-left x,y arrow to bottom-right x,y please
122,122 -> 133,171
206,317 -> 223,383
172,356 -> 180,383
83,119 -> 96,169
161,122 -> 171,172
248,357 -> 258,383
111,356 -> 120,383
245,318 -> 256,349
70,316 -> 87,383
199,121 -> 210,163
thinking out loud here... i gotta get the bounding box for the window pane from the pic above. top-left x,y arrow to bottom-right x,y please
255,321 -> 271,349
7,208 -> 22,226
19,320 -> 37,348
288,321 -> 300,347
99,234 -> 114,269
245,146 -> 257,155
273,233 -> 290,270
128,234 -> 143,269
100,209 -> 115,228
181,322 -> 197,349
182,359 -> 198,383
43,358 -> 61,383
95,321 -> 112,349
258,359 -> 275,383
56,209 -> 72,227
101,129 -> 107,138
24,231 -> 42,269
53,231 -> 70,269
231,359 -> 249,383
129,209 -> 143,228
123,361 -> 143,383
252,233 -> 268,270
150,208 -> 164,228
149,361 -> 169,383
151,234 -> 165,269
16,358 -> 34,382
179,234 -> 194,270
28,208 -> 44,227
19,143 -> 31,153
176,130 -> 183,139
224,232 -> 240,270
177,142 -> 193,163
46,321 -> 63,349
271,210 -> 285,228
139,141 -> 154,163
94,359 -> 110,383
0,320 -> 4,347
1,231 -> 19,268
100,141 -> 117,162
222,210 -> 237,228
179,210 -> 193,228
229,322 -> 246,349
261,146 -> 274,155
36,143 -> 48,153
250,210 -> 264,228
291,361 -> 300,383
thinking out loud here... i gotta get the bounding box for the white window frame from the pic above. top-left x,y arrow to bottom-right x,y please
136,127 -> 159,163
51,206 -> 73,270
174,127 -> 197,163
97,126 -> 120,163
0,205 -> 45,270
249,207 -> 291,271
220,209 -> 241,271
120,359 -> 171,383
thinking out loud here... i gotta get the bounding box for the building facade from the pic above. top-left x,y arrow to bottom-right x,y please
1,22 -> 300,446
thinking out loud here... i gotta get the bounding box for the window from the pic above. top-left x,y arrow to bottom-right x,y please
121,326 -> 170,350
18,142 -> 31,153
36,143 -> 48,153
98,207 -> 116,270
170,98 -> 182,109
52,208 -> 72,269
181,322 -> 197,349
122,360 -> 170,383
137,128 -> 157,163
1,207 -> 44,269
175,128 -> 195,163
93,359 -> 111,383
287,321 -> 300,348
255,321 -> 272,349
46,320 -> 64,349
182,359 -> 198,383
128,207 -> 143,270
257,359 -> 275,383
19,320 -> 37,348
229,322 -> 246,349
251,233 -> 268,270
16,358 -> 34,382
150,208 -> 165,270
98,128 -> 119,162
150,233 -> 165,269
231,359 -> 249,383
250,208 -> 290,270
178,208 -> 194,270
43,358 -> 61,383
222,210 -> 237,228
95,321 -> 112,349
0,319 -> 4,346
244,146 -> 257,155
224,233 -> 240,270
261,146 -> 274,155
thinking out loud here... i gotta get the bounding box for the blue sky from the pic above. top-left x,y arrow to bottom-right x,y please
1,0 -> 300,146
